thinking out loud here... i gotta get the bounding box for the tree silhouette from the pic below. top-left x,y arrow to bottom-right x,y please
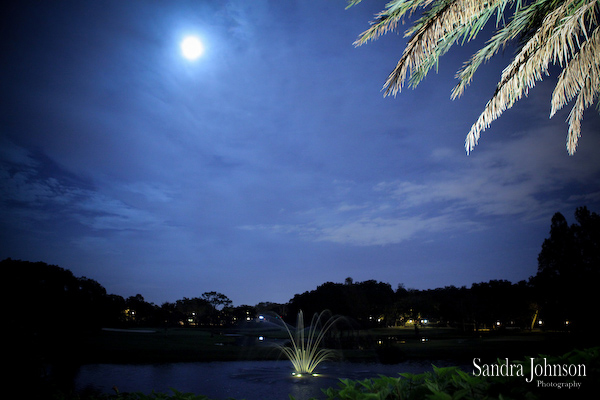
287,279 -> 394,326
172,297 -> 214,326
201,291 -> 232,310
533,206 -> 600,331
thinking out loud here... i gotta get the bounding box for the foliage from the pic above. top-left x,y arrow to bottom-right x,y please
287,280 -> 395,327
201,291 -> 233,310
2,258 -> 110,332
318,347 -> 599,400
348,0 -> 600,155
532,206 -> 600,331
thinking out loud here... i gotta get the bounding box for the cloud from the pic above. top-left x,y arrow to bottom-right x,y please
312,215 -> 459,246
238,122 -> 600,247
0,143 -> 164,233
239,197 -> 478,247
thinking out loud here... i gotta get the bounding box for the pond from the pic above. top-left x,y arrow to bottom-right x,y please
75,359 -> 464,400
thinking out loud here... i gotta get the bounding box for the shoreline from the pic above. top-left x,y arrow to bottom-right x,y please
67,326 -> 596,365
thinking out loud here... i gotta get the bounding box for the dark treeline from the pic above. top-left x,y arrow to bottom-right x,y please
286,278 -> 536,332
2,258 -> 251,332
3,206 -> 599,336
298,205 -> 599,333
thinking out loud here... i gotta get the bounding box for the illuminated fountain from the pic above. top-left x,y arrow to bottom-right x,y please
274,310 -> 342,377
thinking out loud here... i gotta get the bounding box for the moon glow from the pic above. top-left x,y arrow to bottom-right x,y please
181,36 -> 204,60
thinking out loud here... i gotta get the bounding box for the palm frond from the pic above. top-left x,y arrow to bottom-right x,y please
465,0 -> 600,154
354,0 -> 512,96
383,0 -> 511,96
352,0 -> 436,46
348,0 -> 600,154
551,11 -> 600,116
412,1 -> 515,89
452,0 -> 549,99
558,26 -> 600,154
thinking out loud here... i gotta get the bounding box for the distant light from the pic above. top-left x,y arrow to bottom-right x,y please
258,336 -> 264,341
181,36 -> 204,60
258,315 -> 265,320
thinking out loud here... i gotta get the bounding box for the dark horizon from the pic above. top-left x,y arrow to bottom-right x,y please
0,255 -> 534,308
5,200 -> 596,310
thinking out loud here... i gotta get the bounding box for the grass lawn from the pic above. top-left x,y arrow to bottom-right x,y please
73,324 -> 595,365
363,326 -> 591,363
77,327 -> 283,363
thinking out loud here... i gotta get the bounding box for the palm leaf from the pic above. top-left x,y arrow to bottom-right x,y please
354,0 -> 513,96
466,0 -> 599,154
349,0 -> 600,154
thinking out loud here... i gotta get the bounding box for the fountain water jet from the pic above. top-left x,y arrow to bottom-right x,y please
274,310 -> 342,376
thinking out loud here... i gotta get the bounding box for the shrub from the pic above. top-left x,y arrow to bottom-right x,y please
317,347 -> 599,400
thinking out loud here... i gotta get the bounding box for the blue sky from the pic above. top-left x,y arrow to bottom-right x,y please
2,0 -> 599,307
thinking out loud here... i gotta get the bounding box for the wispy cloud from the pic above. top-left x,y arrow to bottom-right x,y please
239,194 -> 477,247
0,142 -> 164,233
239,124 -> 600,247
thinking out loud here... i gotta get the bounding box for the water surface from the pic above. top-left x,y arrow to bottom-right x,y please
75,360 -> 460,400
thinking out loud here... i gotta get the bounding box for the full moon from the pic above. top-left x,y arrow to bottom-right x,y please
181,36 -> 204,60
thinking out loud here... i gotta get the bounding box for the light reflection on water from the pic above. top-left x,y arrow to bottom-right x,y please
75,360 -> 462,400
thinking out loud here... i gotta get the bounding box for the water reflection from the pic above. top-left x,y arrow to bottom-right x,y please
75,360 -> 461,400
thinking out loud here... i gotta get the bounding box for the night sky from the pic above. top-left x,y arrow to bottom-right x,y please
2,0 -> 599,307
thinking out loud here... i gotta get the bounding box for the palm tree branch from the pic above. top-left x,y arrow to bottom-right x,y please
566,74 -> 600,154
561,26 -> 600,154
551,3 -> 600,116
411,2 -> 516,89
349,0 -> 600,154
451,0 -> 555,99
383,0 -> 512,96
465,0 -> 598,154
352,0 -> 436,47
